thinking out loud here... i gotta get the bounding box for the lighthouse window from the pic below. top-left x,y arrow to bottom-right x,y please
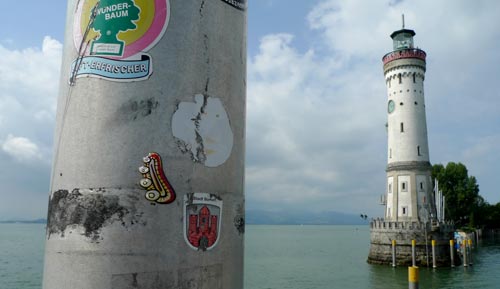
415,101 -> 418,105
417,145 -> 421,156
401,181 -> 408,192
413,73 -> 416,83
400,123 -> 404,132
389,148 -> 392,158
400,102 -> 403,105
420,182 -> 424,191
398,73 -> 402,84
402,207 -> 407,215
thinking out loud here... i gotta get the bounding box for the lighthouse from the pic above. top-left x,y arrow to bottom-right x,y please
383,21 -> 434,223
368,18 -> 454,266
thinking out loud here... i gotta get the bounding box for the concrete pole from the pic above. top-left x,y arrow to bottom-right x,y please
392,239 -> 397,267
408,266 -> 419,289
412,239 -> 417,266
450,239 -> 455,267
43,1 -> 247,289
431,240 -> 436,268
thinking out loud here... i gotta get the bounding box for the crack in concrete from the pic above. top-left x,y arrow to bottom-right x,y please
190,94 -> 209,163
199,0 -> 205,16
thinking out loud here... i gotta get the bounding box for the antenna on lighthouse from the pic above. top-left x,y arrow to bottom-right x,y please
402,14 -> 405,29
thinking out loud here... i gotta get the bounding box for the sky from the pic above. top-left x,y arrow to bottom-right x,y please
1,0 -> 500,220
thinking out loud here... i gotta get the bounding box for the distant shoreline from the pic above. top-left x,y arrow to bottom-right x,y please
0,219 -> 370,226
0,219 -> 46,224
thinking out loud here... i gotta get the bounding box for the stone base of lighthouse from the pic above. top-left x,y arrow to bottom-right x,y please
367,220 -> 455,267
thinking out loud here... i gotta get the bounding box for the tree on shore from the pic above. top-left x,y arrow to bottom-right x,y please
432,162 -> 500,229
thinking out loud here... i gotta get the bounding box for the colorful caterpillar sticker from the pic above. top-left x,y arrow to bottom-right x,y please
139,152 -> 176,204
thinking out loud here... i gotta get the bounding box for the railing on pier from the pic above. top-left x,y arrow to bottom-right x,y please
370,219 -> 454,231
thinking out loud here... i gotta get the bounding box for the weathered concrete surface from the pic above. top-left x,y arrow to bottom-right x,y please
43,1 -> 246,288
47,188 -> 145,241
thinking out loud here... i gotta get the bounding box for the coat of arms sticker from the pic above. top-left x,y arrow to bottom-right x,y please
183,193 -> 223,251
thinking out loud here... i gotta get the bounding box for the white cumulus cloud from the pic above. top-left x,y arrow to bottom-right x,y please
0,36 -> 62,163
246,33 -> 386,215
2,134 -> 41,162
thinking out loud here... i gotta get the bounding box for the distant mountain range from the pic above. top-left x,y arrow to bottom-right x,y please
246,210 -> 369,225
0,218 -> 47,224
0,210 -> 369,226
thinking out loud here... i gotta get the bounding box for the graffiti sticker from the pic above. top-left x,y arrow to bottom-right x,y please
139,152 -> 176,204
183,193 -> 223,251
70,0 -> 170,82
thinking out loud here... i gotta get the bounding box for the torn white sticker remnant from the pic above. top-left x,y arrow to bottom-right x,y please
172,94 -> 233,167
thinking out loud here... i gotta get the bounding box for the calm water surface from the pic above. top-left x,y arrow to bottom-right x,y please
245,225 -> 500,289
1,224 -> 500,288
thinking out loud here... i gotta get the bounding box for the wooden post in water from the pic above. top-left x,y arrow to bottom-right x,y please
412,239 -> 417,266
450,239 -> 455,267
463,241 -> 468,267
468,239 -> 473,266
408,266 -> 419,289
392,239 -> 397,267
431,240 -> 437,268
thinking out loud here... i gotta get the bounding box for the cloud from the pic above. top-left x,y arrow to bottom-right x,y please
0,36 -> 61,219
2,134 -> 41,162
246,33 -> 386,215
245,0 -> 500,216
0,36 -> 62,161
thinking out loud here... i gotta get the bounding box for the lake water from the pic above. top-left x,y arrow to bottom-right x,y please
1,224 -> 500,288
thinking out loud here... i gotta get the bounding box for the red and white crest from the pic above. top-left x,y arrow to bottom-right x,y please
183,193 -> 223,251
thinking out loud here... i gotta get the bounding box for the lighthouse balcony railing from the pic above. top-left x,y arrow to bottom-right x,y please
382,48 -> 426,65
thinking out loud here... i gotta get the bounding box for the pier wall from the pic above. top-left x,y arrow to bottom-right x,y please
368,220 -> 455,266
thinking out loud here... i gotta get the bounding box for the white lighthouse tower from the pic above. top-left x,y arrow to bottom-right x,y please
368,19 -> 454,267
383,20 -> 435,223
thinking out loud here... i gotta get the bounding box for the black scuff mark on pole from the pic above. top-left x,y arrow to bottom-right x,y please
234,203 -> 245,234
46,189 -> 143,242
132,273 -> 138,287
234,216 -> 245,235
